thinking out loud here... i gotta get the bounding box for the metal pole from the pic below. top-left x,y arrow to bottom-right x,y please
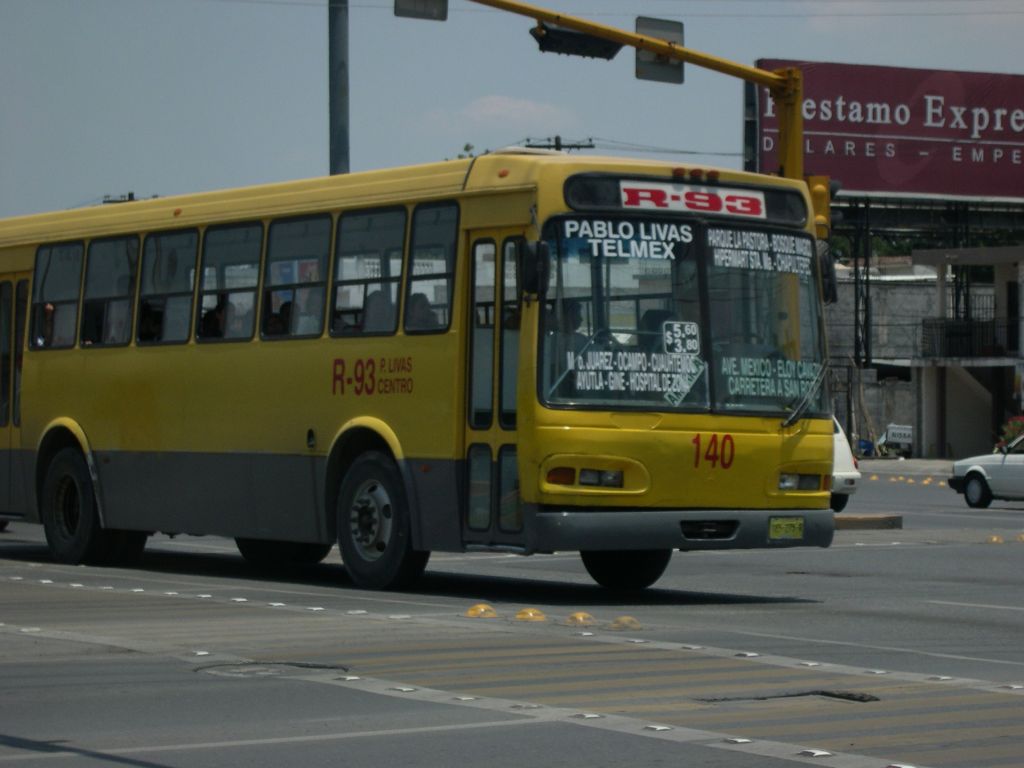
329,0 -> 350,175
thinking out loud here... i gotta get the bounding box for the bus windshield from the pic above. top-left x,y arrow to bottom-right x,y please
539,215 -> 828,417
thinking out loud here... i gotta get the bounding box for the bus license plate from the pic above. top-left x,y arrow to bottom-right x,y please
769,517 -> 804,541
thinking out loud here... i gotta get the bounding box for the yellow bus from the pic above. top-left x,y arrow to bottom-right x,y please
0,150 -> 835,590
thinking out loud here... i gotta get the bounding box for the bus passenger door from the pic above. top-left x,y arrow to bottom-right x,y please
463,236 -> 523,549
0,278 -> 27,518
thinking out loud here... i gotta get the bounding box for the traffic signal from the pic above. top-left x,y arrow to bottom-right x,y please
530,22 -> 623,59
806,175 -> 834,240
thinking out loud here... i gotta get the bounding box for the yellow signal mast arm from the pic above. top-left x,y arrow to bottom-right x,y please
465,0 -> 805,180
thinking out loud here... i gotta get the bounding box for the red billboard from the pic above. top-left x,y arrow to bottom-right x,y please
748,60 -> 1024,199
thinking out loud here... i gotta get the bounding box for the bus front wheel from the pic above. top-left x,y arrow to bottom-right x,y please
580,549 -> 672,590
336,452 -> 429,590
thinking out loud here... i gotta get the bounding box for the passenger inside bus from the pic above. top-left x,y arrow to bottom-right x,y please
639,308 -> 673,353
200,294 -> 228,339
405,292 -> 439,331
362,290 -> 392,332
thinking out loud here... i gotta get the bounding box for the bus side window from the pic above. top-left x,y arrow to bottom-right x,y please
81,236 -> 138,347
331,208 -> 405,337
197,222 -> 262,342
138,230 -> 198,345
261,215 -> 330,339
30,242 -> 83,350
405,202 -> 457,334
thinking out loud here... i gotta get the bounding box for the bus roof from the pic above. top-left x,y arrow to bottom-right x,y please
0,151 -> 804,248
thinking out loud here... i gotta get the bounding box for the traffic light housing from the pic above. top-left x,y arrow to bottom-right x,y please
806,175 -> 832,240
530,22 -> 623,59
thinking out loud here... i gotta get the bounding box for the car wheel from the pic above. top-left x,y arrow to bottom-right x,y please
964,474 -> 992,508
830,493 -> 849,512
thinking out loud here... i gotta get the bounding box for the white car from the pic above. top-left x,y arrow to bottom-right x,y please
949,434 -> 1024,508
831,418 -> 860,512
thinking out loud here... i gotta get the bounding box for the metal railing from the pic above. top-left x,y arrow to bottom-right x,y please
921,317 -> 1018,358
826,318 -> 1020,360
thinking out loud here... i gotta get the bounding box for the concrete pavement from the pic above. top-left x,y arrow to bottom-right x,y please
857,456 -> 953,477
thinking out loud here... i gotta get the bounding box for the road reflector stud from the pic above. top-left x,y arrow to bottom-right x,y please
1016,533 -> 1024,543
644,725 -> 672,731
735,651 -> 760,658
907,478 -> 915,484
565,611 -> 596,626
869,474 -> 879,481
465,603 -> 498,618
922,477 -> 932,485
609,615 -> 642,630
724,737 -> 753,744
798,748 -> 834,757
572,713 -> 603,719
987,535 -> 1005,544
516,608 -> 546,622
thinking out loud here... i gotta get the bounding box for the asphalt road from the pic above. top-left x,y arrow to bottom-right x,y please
2,468 -> 1023,768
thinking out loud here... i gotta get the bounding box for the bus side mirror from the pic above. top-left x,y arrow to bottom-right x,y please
817,240 -> 838,305
519,240 -> 550,296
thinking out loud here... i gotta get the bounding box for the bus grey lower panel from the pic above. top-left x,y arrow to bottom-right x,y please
94,450 -> 327,543
529,507 -> 835,552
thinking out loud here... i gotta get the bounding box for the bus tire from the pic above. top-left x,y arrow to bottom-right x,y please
41,448 -> 114,565
336,452 -> 429,590
235,538 -> 333,567
580,549 -> 672,590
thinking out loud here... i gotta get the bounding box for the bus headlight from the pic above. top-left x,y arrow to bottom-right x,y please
579,469 -> 624,488
779,473 -> 822,491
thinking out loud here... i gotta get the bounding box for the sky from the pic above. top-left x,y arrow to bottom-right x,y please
1,0 -> 1022,219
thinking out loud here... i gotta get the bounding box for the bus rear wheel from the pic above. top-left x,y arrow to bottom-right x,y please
336,452 -> 428,590
235,538 -> 333,567
580,549 -> 672,590
41,448 -> 112,564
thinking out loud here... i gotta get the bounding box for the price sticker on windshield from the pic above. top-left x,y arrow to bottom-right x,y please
663,321 -> 700,355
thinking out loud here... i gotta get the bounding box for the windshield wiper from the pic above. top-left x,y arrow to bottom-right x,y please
781,362 -> 828,428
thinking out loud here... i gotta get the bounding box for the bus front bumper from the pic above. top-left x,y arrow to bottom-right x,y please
528,507 -> 834,553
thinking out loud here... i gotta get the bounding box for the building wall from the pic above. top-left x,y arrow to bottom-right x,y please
826,273 -> 1008,458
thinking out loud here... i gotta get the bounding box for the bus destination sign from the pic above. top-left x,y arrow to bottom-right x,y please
620,181 -> 767,220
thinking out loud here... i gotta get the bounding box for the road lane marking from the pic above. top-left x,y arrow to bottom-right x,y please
929,600 -> 1024,613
